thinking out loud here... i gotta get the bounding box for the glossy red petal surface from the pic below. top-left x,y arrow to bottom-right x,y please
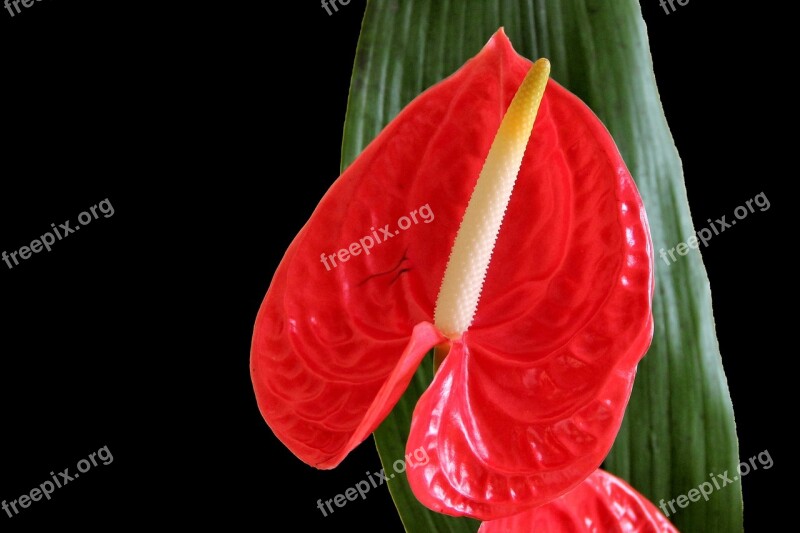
478,470 -> 679,533
252,311 -> 443,468
251,28 -> 653,510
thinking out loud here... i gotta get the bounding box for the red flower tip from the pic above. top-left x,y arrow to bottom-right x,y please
478,470 -> 679,532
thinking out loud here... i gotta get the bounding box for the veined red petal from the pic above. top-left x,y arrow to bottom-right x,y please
406,336 -> 643,519
478,470 -> 679,533
251,27 -> 653,520
252,303 -> 443,468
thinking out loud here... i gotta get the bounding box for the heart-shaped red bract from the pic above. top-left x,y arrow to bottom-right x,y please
251,29 -> 653,520
478,470 -> 678,532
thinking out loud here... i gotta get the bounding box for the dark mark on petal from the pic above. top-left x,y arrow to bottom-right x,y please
357,247 -> 410,287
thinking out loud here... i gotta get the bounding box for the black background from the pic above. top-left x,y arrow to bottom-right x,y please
0,0 -> 784,530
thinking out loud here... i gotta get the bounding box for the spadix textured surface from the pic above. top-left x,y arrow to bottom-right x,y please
252,29 -> 654,520
478,470 -> 678,532
434,58 -> 549,337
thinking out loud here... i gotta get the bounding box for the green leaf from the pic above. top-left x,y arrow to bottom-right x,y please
341,1 -> 743,531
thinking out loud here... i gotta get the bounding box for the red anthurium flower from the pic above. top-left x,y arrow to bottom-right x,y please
251,28 -> 653,520
479,470 -> 678,532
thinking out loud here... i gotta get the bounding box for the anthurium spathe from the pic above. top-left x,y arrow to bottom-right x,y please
479,470 -> 678,532
251,29 -> 654,520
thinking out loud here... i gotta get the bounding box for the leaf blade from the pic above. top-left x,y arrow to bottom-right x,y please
342,1 -> 742,531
